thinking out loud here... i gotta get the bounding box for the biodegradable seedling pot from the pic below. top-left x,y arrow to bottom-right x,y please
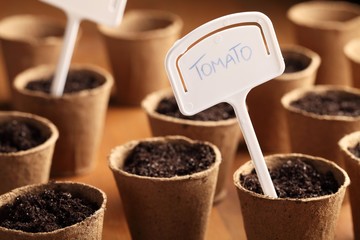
339,131 -> 360,239
0,181 -> 107,240
142,89 -> 241,203
0,15 -> 65,102
344,38 -> 360,88
247,45 -> 320,153
108,136 -> 221,240
98,9 -> 183,106
234,153 -> 349,240
287,1 -> 360,86
0,111 -> 58,195
281,85 -> 360,167
13,64 -> 113,176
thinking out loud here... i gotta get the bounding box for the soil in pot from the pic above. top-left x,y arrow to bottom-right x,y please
290,90 -> 360,117
25,70 -> 105,94
0,120 -> 47,153
283,55 -> 310,73
240,157 -> 339,198
156,96 -> 235,121
0,186 -> 98,233
124,140 -> 216,177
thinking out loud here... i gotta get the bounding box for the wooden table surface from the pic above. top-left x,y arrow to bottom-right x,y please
0,0 -> 355,239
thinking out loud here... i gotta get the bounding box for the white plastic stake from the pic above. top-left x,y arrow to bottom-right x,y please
40,0 -> 127,96
165,12 -> 284,197
227,91 -> 278,197
51,16 -> 80,96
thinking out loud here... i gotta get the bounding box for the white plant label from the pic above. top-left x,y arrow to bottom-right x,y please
40,0 -> 127,96
40,0 -> 127,26
166,12 -> 285,197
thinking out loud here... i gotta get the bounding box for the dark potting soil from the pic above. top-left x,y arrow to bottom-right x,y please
0,120 -> 47,153
156,96 -> 235,121
240,158 -> 339,198
348,143 -> 360,158
124,140 -> 216,178
290,90 -> 360,117
0,188 -> 98,233
25,70 -> 104,94
283,56 -> 308,73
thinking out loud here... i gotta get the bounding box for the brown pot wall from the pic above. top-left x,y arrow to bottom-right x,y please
108,136 -> 221,240
0,182 -> 107,240
13,64 -> 113,176
339,131 -> 360,240
247,45 -> 320,153
281,85 -> 360,167
142,89 -> 241,203
0,111 -> 58,195
98,10 -> 183,106
344,38 -> 360,88
287,1 -> 360,86
234,153 -> 349,240
0,15 -> 65,102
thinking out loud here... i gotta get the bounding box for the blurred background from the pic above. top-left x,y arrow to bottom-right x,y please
0,0 -> 304,102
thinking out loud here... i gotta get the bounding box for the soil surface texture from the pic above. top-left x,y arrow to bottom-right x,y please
0,120 -> 46,153
26,70 -> 104,94
156,96 -> 235,121
124,140 -> 216,178
240,157 -> 339,198
0,187 -> 98,233
290,90 -> 360,117
283,56 -> 309,73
